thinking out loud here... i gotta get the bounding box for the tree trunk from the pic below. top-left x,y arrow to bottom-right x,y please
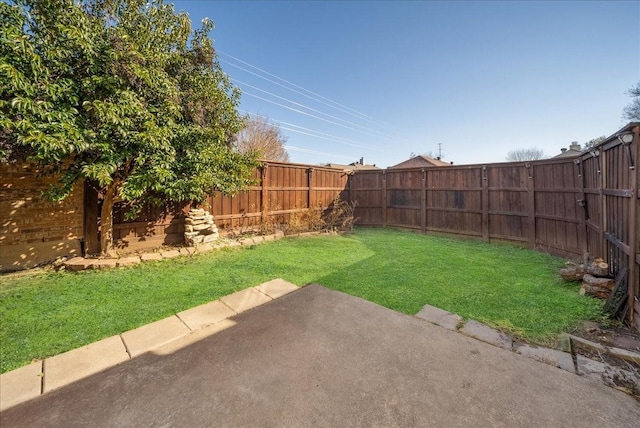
580,284 -> 610,299
582,273 -> 614,290
585,260 -> 609,277
559,265 -> 585,281
100,182 -> 117,257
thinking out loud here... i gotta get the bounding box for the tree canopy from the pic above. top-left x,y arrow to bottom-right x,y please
234,115 -> 289,162
1,0 -> 258,253
623,81 -> 640,122
505,147 -> 545,162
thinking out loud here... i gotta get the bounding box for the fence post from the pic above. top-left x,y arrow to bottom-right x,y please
307,167 -> 313,209
526,162 -> 536,250
482,165 -> 489,242
575,158 -> 588,255
260,164 -> 268,225
628,126 -> 639,326
382,171 -> 387,227
421,168 -> 426,233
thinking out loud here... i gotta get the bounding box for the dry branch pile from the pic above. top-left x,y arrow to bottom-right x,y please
560,257 -> 613,299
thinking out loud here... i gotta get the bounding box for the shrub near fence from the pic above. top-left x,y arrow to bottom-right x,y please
111,161 -> 350,250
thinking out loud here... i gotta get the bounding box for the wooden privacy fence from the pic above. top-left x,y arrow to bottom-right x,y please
350,123 -> 639,329
110,161 -> 349,251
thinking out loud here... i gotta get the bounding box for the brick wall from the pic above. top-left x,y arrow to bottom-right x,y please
0,162 -> 84,271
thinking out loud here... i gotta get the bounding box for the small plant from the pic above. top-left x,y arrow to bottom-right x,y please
285,205 -> 324,234
323,196 -> 357,232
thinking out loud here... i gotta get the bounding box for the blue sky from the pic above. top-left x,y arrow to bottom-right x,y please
172,0 -> 639,167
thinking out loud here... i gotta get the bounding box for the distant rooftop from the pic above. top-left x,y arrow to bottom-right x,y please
389,155 -> 452,169
553,142 -> 582,158
326,157 -> 381,171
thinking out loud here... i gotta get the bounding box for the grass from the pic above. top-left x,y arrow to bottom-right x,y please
0,228 -> 602,373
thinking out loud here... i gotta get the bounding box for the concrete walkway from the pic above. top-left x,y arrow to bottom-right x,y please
2,283 -> 639,427
0,278 -> 299,412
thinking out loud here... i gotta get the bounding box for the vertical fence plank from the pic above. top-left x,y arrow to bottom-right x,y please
420,168 -> 426,233
482,165 -> 489,241
382,171 -> 387,227
527,163 -> 536,249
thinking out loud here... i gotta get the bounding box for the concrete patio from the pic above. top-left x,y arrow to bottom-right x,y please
1,282 -> 639,426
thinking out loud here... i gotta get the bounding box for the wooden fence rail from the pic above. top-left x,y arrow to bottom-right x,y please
111,161 -> 349,251
350,123 -> 639,329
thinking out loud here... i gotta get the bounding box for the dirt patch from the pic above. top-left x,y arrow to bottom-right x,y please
572,321 -> 640,400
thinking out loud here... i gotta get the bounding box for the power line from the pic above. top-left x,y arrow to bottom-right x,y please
284,145 -> 353,161
220,51 -> 374,122
233,78 -> 394,139
219,52 -> 406,139
239,111 -> 379,151
243,91 -> 389,140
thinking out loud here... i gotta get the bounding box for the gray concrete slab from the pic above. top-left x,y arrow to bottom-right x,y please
460,320 -> 513,350
120,316 -> 191,357
43,335 -> 129,393
254,278 -> 299,299
514,342 -> 577,373
220,287 -> 272,313
177,300 -> 236,331
0,361 -> 42,412
2,285 -> 639,427
415,303 -> 463,330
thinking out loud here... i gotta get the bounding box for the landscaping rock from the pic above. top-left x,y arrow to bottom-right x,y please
64,257 -> 94,271
117,256 -> 141,267
460,320 -> 513,350
90,259 -> 118,270
514,343 -> 576,373
415,305 -> 462,331
141,253 -> 162,262
160,250 -> 180,259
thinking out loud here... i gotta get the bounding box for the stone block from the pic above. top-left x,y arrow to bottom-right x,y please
44,336 -> 129,393
160,250 -> 181,259
275,230 -> 285,239
64,257 -> 94,271
514,343 -> 576,373
255,278 -> 299,299
120,316 -> 191,357
459,320 -> 513,350
117,256 -> 141,267
415,304 -> 463,331
90,259 -> 118,270
185,225 -> 194,233
141,253 -> 162,261
0,361 -> 43,411
177,300 -> 236,331
201,234 -> 218,243
240,237 -> 256,246
262,234 -> 276,242
197,243 -> 214,253
184,231 -> 200,238
192,223 -> 212,231
220,287 -> 272,313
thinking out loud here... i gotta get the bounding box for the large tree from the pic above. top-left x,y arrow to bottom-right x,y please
234,115 -> 289,162
505,147 -> 545,162
623,81 -> 640,122
1,0 -> 258,255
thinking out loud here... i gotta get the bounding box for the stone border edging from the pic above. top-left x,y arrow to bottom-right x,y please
415,303 -> 640,394
63,230 -> 337,272
0,279 -> 300,412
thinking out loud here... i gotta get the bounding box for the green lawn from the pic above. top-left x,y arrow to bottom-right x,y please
0,228 -> 601,373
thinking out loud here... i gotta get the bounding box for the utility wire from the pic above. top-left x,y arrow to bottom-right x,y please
239,111 -> 379,151
219,53 -> 406,139
243,91 -> 389,140
233,78 -> 394,139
